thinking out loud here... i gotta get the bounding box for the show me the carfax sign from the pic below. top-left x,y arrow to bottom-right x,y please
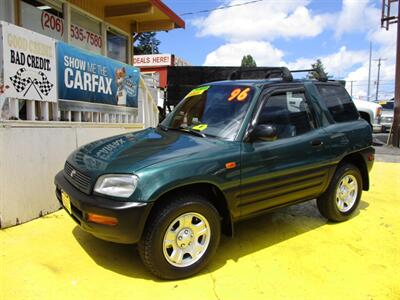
57,42 -> 140,107
0,21 -> 57,102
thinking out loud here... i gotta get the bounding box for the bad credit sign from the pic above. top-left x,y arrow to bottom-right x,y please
0,21 -> 57,102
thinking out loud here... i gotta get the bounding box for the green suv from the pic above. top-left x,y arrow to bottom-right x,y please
55,68 -> 374,279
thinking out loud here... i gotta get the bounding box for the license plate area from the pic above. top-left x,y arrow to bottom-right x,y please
61,191 -> 72,214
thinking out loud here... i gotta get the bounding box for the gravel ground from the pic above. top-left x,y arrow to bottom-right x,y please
374,144 -> 400,163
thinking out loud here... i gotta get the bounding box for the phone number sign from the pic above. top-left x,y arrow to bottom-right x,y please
20,2 -> 102,54
41,11 -> 102,54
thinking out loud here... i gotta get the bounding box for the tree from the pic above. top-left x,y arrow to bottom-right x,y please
241,55 -> 257,67
134,32 -> 160,55
308,59 -> 328,79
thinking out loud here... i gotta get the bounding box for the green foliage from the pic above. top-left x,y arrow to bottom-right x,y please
134,32 -> 160,55
308,59 -> 328,79
241,55 -> 257,67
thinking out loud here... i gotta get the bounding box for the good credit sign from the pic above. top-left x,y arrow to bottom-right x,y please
0,21 -> 57,102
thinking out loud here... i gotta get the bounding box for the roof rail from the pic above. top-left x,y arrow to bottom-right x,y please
290,68 -> 328,82
228,67 -> 293,82
227,67 -> 328,82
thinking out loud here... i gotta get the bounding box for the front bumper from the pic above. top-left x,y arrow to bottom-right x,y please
54,171 -> 152,244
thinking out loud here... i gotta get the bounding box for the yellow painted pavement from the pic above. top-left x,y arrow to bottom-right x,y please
1,162 -> 399,300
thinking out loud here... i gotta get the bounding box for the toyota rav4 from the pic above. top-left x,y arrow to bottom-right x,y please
55,67 -> 374,279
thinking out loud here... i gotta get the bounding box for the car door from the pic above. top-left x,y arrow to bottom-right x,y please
239,86 -> 333,217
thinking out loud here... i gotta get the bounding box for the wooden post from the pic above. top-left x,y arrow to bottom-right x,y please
391,2 -> 400,147
9,98 -> 19,119
40,102 -> 49,121
26,100 -> 35,120
73,111 -> 81,122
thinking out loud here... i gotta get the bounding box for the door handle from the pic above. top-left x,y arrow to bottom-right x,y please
311,140 -> 324,147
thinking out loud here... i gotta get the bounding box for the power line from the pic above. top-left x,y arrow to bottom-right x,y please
180,0 -> 265,16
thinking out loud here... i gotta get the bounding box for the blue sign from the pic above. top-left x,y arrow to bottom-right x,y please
56,42 -> 139,107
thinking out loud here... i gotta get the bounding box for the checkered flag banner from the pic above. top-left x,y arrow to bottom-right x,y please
34,71 -> 54,96
9,68 -> 54,98
9,68 -> 31,93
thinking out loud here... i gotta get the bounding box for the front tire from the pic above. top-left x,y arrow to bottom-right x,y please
138,194 -> 221,280
317,163 -> 363,222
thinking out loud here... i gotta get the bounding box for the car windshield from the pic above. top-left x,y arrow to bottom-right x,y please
161,85 -> 255,140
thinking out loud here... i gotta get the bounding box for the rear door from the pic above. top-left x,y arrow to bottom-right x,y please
239,86 -> 332,217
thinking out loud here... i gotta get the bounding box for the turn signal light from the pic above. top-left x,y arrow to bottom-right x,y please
87,213 -> 118,226
368,154 -> 375,161
225,162 -> 237,169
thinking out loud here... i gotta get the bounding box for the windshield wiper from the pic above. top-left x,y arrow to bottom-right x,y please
157,124 -> 169,131
176,126 -> 206,138
188,128 -> 206,138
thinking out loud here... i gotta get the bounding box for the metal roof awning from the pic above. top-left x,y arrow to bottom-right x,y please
68,0 -> 185,33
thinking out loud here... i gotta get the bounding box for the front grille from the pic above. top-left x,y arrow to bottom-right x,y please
64,161 -> 91,194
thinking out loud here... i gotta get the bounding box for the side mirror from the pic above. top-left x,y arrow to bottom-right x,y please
251,124 -> 277,142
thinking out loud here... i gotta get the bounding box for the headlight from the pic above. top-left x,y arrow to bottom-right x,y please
94,174 -> 138,198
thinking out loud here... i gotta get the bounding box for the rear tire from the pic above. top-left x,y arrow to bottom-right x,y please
317,163 -> 362,222
138,193 -> 221,280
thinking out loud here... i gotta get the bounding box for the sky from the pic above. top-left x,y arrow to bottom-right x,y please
155,0 -> 397,100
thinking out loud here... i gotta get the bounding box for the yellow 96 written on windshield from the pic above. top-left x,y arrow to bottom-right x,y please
228,87 -> 251,102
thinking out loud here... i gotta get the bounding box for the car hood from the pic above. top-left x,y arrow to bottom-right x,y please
353,99 -> 382,111
67,127 -> 228,176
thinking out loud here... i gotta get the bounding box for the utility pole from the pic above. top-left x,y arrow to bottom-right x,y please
381,0 -> 399,147
373,58 -> 387,102
348,80 -> 355,97
367,42 -> 372,101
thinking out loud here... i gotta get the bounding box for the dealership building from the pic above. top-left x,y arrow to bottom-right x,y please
0,0 -> 185,228
0,0 -> 184,65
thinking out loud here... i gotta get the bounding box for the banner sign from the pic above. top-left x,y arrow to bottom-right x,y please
1,21 -> 57,102
133,54 -> 172,67
57,42 -> 139,107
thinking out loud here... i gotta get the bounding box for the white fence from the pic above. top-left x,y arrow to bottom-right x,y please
0,76 -> 159,127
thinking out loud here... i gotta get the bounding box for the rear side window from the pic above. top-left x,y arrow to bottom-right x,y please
316,85 -> 359,122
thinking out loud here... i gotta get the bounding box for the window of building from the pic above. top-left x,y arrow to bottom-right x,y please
20,0 -> 63,40
316,84 -> 359,123
258,91 -> 315,140
107,30 -> 128,63
1,0 -> 15,23
70,9 -> 102,54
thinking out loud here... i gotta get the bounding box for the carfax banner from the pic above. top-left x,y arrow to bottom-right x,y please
0,21 -> 57,102
57,42 -> 139,107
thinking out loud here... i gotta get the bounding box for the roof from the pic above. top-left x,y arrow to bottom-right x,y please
68,0 -> 185,33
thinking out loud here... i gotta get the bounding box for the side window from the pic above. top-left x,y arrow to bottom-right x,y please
258,91 -> 315,140
316,85 -> 359,122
